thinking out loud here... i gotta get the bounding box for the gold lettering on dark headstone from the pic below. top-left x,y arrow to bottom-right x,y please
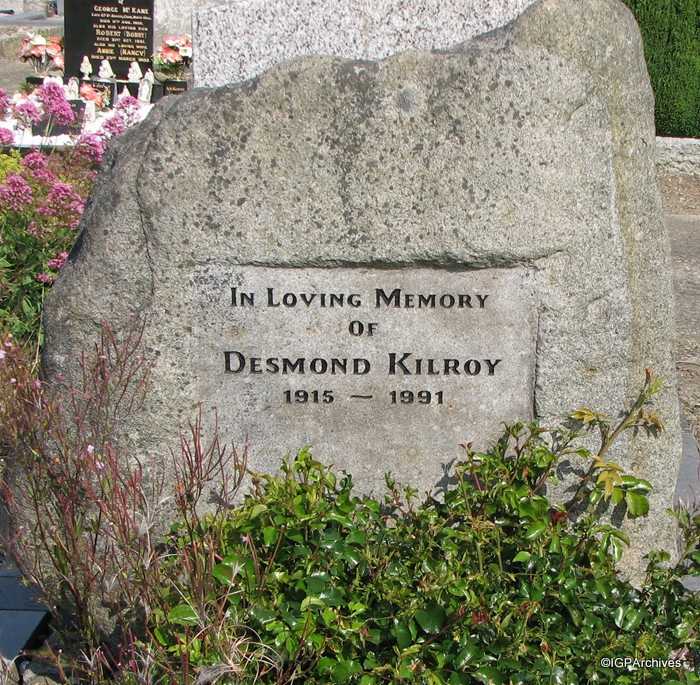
90,4 -> 151,64
67,1 -> 154,78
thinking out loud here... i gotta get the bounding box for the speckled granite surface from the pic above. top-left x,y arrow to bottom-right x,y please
193,0 -> 539,87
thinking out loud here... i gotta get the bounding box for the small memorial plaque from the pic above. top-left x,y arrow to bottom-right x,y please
192,266 -> 536,492
64,0 -> 154,80
162,80 -> 188,97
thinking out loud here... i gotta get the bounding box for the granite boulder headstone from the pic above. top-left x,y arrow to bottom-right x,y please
44,0 -> 682,578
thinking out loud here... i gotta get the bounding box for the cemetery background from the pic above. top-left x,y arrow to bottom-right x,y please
0,0 -> 698,682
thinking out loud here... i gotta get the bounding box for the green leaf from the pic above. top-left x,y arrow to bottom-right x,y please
346,529 -> 366,545
263,526 -> 278,546
153,627 -> 168,646
620,476 -> 653,493
613,606 -> 625,629
525,520 -> 548,540
453,640 -> 482,668
320,587 -> 345,606
300,595 -> 325,611
513,551 -> 531,563
249,606 -> 276,625
167,604 -> 199,626
328,658 -> 361,683
415,603 -> 447,634
611,487 -> 625,505
212,558 -> 244,585
249,503 -> 268,519
318,657 -> 336,674
625,491 -> 649,518
621,606 -> 645,632
473,667 -> 504,685
306,572 -> 330,594
608,535 -> 625,563
392,620 -> 412,649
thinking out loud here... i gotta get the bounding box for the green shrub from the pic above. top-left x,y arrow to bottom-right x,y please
150,375 -> 699,685
3,335 -> 698,684
0,149 -> 21,183
622,0 -> 700,138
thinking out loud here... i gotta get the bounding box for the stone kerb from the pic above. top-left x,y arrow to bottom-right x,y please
656,137 -> 700,177
43,0 -> 683,581
192,0 -> 540,87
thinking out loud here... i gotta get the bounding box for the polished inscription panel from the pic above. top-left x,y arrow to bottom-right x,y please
192,266 -> 537,492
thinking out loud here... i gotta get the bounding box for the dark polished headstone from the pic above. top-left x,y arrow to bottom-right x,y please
31,100 -> 85,136
0,561 -> 49,658
0,611 -> 50,657
64,0 -> 154,81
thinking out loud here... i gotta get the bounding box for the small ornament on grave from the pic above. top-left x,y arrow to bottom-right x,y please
137,77 -> 153,104
80,56 -> 92,80
128,61 -> 143,83
98,60 -> 115,81
66,77 -> 80,101
118,86 -> 132,103
84,100 -> 96,123
144,69 -> 155,84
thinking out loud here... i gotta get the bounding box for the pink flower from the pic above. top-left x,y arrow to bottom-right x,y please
0,174 -> 33,211
13,100 -> 42,127
115,96 -> 142,126
79,84 -> 104,109
22,151 -> 48,171
38,180 -> 84,219
27,221 -> 42,237
51,53 -> 64,70
0,350 -> 5,361
0,127 -> 13,145
21,151 -> 55,183
47,251 -> 68,270
36,273 -> 55,284
160,46 -> 182,64
0,88 -> 10,119
36,83 -> 74,126
101,114 -> 126,138
75,133 -> 105,163
116,95 -> 140,112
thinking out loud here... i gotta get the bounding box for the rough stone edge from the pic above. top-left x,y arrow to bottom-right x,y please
509,0 -> 683,581
656,137 -> 700,177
